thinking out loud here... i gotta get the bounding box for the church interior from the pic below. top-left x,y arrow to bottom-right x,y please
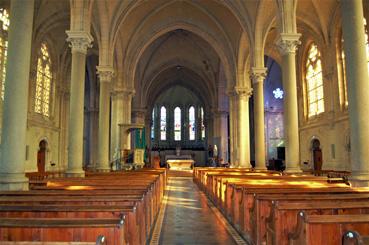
1,0 -> 369,244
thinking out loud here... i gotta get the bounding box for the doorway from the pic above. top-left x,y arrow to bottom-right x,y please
311,139 -> 322,171
37,140 -> 48,173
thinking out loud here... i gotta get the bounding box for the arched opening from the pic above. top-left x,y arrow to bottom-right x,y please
311,138 -> 322,171
263,56 -> 285,170
37,140 -> 48,173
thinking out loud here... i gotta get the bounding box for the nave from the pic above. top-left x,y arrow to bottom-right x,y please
151,173 -> 243,245
1,167 -> 369,244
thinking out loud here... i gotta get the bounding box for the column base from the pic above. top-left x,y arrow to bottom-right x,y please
349,172 -> 369,187
95,167 -> 111,172
254,165 -> 267,170
284,166 -> 302,173
0,173 -> 29,191
65,169 -> 85,177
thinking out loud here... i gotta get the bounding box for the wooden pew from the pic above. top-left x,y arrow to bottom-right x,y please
342,230 -> 369,245
0,217 -> 123,244
266,201 -> 369,245
251,193 -> 369,245
1,169 -> 167,245
288,213 -> 369,245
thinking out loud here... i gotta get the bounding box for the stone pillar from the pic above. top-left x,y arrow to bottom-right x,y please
236,87 -> 252,168
227,91 -> 237,166
121,90 -> 134,150
0,0 -> 34,190
214,111 -> 229,162
65,31 -> 93,177
277,33 -> 301,172
341,0 -> 369,186
96,66 -> 114,172
110,90 -> 124,158
251,67 -> 268,169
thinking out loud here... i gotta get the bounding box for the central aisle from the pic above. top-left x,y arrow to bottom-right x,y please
152,174 -> 245,245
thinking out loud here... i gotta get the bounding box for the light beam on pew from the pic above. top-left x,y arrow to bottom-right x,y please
65,186 -> 95,190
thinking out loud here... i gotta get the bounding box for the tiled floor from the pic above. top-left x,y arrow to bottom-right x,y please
158,177 -> 238,245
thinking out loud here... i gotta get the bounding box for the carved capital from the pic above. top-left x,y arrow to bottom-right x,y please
66,31 -> 93,54
251,67 -> 268,83
97,66 -> 114,83
132,109 -> 146,121
111,88 -> 135,100
235,86 -> 253,99
276,33 -> 301,55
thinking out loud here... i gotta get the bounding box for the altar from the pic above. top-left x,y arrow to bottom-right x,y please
165,154 -> 193,170
166,159 -> 194,170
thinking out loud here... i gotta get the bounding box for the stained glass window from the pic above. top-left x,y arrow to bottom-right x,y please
201,107 -> 205,140
306,43 -> 324,117
35,43 -> 52,117
0,8 -> 9,100
160,106 -> 166,140
151,108 -> 155,140
174,107 -> 181,141
189,106 -> 195,140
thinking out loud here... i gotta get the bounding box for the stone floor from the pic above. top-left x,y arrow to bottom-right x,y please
158,176 -> 239,245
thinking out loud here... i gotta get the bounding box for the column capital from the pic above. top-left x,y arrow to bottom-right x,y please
132,108 -> 147,118
66,31 -> 93,54
251,67 -> 268,83
111,88 -> 136,98
235,86 -> 253,99
276,33 -> 301,55
97,66 -> 114,83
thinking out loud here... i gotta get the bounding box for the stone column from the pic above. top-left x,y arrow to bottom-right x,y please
251,67 -> 268,169
96,66 -> 114,172
121,90 -> 134,150
236,87 -> 252,168
214,111 -> 229,162
0,0 -> 34,190
110,90 -> 124,158
341,0 -> 369,186
277,33 -> 301,172
65,31 -> 93,177
227,91 -> 237,166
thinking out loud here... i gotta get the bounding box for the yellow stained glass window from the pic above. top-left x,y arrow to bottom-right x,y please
0,8 -> 9,100
35,43 -> 52,117
306,43 -> 324,117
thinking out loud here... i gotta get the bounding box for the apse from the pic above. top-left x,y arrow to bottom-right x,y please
150,85 -> 206,150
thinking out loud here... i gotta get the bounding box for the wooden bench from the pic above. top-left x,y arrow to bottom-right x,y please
1,170 -> 168,245
193,168 -> 369,245
266,201 -> 369,245
251,193 -> 369,245
342,230 -> 369,245
289,213 -> 369,245
0,217 -> 123,244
